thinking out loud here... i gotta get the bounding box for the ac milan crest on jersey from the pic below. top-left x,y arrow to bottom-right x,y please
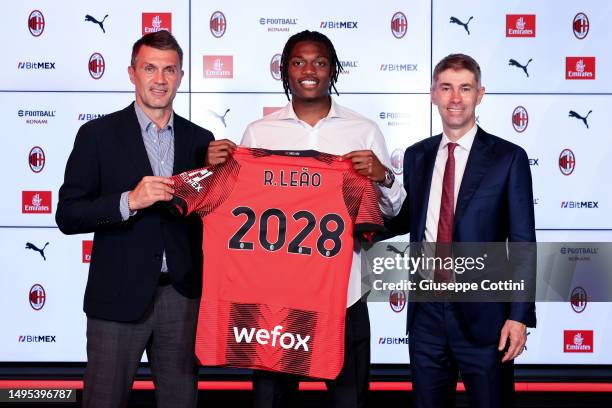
142,13 -> 171,35
573,13 -> 589,39
210,11 -> 226,38
566,57 -> 596,80
270,54 -> 281,80
559,149 -> 575,176
570,287 -> 587,313
512,106 -> 528,133
29,284 -> 46,310
506,15 -> 536,37
22,191 -> 52,214
203,56 -> 233,78
391,12 -> 407,39
28,146 -> 45,173
88,53 -> 105,80
28,10 -> 45,37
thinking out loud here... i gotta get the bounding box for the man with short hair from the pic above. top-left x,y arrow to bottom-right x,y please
56,31 -> 214,407
389,54 -> 536,408
210,30 -> 403,408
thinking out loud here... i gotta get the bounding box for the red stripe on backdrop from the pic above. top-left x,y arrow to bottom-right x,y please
0,380 -> 611,392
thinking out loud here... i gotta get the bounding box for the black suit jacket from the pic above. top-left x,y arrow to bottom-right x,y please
56,103 -> 214,322
388,127 -> 536,345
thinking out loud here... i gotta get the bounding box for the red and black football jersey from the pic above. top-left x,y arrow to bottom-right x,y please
171,147 -> 383,379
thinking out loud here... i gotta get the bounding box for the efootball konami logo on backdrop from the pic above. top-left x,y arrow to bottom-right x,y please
511,106 -> 528,132
88,53 -> 105,80
573,13 -> 589,39
566,57 -> 596,80
270,54 -> 281,80
29,147 -> 45,173
506,15 -> 536,37
22,191 -> 52,214
29,284 -> 46,310
559,149 -> 575,175
210,11 -> 226,38
203,56 -> 233,78
391,12 -> 407,39
28,10 -> 45,37
142,13 -> 171,35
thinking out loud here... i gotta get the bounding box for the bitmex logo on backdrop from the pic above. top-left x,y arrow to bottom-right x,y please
379,337 -> 409,345
506,15 -> 536,37
22,191 -> 51,214
564,330 -> 593,353
320,21 -> 358,29
78,113 -> 106,121
18,62 -> 56,70
83,240 -> 93,263
566,57 -> 596,80
233,325 -> 311,351
142,13 -> 172,35
19,335 -> 56,343
203,56 -> 233,78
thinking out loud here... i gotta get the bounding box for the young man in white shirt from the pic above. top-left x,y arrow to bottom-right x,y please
208,30 -> 402,408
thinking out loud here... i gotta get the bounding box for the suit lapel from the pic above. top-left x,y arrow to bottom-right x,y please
123,103 -> 154,178
172,114 -> 192,175
415,136 -> 440,242
454,128 -> 495,227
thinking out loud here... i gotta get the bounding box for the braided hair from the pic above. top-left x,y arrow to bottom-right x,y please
280,30 -> 344,100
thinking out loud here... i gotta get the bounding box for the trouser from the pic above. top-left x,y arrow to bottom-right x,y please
83,284 -> 199,408
253,297 -> 371,408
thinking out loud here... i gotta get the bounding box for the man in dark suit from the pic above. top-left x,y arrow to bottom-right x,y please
56,31 -> 214,407
388,54 -> 536,407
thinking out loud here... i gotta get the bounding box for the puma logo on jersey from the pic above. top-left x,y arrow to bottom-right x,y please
182,169 -> 213,192
233,325 -> 311,351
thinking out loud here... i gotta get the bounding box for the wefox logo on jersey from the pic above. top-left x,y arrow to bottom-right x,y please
181,169 -> 213,192
233,325 -> 311,351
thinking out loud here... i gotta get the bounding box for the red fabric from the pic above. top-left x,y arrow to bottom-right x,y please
435,143 -> 457,283
171,147 -> 382,379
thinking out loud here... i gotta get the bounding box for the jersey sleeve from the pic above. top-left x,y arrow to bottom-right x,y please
170,156 -> 240,217
342,171 -> 384,235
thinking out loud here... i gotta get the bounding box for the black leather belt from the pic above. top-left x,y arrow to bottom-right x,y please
158,273 -> 171,286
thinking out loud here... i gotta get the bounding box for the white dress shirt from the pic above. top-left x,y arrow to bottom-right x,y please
242,99 -> 404,307
424,124 -> 477,243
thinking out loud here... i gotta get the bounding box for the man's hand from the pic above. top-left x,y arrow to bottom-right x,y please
342,150 -> 386,182
206,139 -> 237,166
498,319 -> 527,362
128,176 -> 175,210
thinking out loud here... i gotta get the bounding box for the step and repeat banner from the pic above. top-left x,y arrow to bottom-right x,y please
1,0 -> 611,365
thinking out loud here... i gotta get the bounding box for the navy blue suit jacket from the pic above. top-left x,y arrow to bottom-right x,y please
388,127 -> 536,345
56,103 -> 213,322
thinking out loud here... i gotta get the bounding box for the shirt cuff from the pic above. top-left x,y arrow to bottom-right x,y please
120,191 -> 137,221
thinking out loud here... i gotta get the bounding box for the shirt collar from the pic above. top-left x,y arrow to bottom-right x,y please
277,97 -> 344,122
134,101 -> 174,133
439,124 -> 478,153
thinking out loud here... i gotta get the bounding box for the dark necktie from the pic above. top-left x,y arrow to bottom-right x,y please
435,142 -> 457,283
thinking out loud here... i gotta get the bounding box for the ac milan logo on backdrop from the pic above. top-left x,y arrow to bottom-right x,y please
28,10 -> 45,37
573,13 -> 589,39
559,149 -> 575,175
390,148 -> 404,175
570,287 -> 587,313
270,54 -> 281,80
391,12 -> 407,39
88,53 -> 105,80
389,290 -> 406,313
210,11 -> 226,38
29,284 -> 46,310
512,106 -> 528,132
28,146 -> 45,173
